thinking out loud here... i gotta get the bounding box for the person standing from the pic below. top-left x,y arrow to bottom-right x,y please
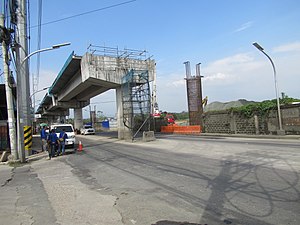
47,129 -> 59,159
40,126 -> 48,152
58,129 -> 68,155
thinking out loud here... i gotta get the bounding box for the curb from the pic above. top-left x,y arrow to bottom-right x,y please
0,152 -> 48,165
199,133 -> 300,140
26,151 -> 48,162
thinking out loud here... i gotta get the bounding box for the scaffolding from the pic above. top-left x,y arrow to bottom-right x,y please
87,45 -> 153,139
122,69 -> 151,139
87,44 -> 149,60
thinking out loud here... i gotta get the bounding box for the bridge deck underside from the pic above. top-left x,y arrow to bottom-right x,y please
37,52 -> 155,117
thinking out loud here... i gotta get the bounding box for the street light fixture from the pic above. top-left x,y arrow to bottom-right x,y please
252,42 -> 284,134
30,86 -> 50,99
30,86 -> 50,115
22,42 -> 71,63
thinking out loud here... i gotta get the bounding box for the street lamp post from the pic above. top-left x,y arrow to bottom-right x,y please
252,42 -> 284,134
29,86 -> 49,135
30,86 -> 50,99
17,43 -> 71,162
22,43 -> 71,63
30,86 -> 50,111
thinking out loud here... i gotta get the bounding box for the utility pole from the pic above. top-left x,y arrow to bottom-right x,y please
17,0 -> 30,125
0,14 -> 18,160
16,0 -> 30,162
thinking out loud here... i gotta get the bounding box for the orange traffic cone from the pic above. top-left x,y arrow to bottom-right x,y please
78,141 -> 83,151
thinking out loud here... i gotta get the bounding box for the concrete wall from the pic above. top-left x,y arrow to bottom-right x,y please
203,103 -> 300,135
278,104 -> 300,134
203,111 -> 231,134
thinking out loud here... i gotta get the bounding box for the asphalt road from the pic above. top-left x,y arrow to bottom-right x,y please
70,133 -> 300,225
0,133 -> 299,225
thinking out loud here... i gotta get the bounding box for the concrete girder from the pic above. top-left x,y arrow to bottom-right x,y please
58,78 -> 116,102
56,100 -> 90,109
40,109 -> 69,116
56,69 -> 82,101
81,53 -> 155,84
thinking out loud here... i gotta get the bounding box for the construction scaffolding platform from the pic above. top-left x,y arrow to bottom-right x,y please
121,69 -> 151,138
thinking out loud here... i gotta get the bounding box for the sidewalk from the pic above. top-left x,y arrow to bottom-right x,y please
0,149 -> 123,225
26,151 -> 48,162
0,135 -> 48,165
199,132 -> 300,140
26,135 -> 49,162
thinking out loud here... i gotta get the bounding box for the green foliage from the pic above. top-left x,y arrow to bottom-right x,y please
172,111 -> 189,120
65,118 -> 74,124
82,119 -> 90,124
232,96 -> 300,118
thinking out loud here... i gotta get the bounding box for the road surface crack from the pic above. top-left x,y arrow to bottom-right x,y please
1,168 -> 15,187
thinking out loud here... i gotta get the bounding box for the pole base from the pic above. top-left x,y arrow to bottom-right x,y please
276,129 -> 285,136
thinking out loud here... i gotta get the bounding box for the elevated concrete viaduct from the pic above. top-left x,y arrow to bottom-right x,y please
36,50 -> 156,139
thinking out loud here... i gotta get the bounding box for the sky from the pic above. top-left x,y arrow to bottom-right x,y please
2,0 -> 300,118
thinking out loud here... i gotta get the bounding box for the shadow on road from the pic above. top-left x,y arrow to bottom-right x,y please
199,151 -> 300,224
69,137 -> 300,225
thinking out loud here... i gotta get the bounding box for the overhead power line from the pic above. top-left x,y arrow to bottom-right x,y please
30,0 -> 137,28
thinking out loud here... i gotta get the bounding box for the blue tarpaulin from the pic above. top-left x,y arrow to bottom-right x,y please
101,121 -> 109,128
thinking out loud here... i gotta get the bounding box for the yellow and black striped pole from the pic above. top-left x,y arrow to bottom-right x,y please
24,126 -> 32,151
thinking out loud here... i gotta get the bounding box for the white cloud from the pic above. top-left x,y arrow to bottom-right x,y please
155,53 -> 260,111
209,53 -> 253,66
203,53 -> 257,85
273,42 -> 300,53
203,73 -> 227,82
166,79 -> 185,87
234,21 -> 253,33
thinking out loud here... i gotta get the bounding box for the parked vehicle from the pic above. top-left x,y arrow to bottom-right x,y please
80,125 -> 95,135
50,124 -> 76,148
152,111 -> 175,124
165,114 -> 175,124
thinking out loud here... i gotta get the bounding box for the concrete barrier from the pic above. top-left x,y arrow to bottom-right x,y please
142,131 -> 156,142
0,151 -> 9,162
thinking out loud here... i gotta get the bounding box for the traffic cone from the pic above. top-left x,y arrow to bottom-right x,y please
78,141 -> 83,151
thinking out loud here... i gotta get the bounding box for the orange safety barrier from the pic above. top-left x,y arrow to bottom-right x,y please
160,125 -> 175,133
161,125 -> 201,134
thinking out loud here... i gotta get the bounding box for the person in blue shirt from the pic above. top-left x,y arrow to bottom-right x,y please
47,129 -> 59,159
40,126 -> 48,152
58,129 -> 68,155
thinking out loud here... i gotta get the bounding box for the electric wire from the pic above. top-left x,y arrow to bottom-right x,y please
1,0 -> 13,87
4,0 -> 8,27
34,0 -> 42,109
27,0 -> 30,57
30,0 -> 137,28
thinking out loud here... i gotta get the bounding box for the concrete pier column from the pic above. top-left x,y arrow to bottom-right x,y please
116,87 -> 131,140
59,116 -> 66,124
74,108 -> 83,132
50,116 -> 59,125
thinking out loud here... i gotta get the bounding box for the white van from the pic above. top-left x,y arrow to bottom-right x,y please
50,124 -> 76,148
